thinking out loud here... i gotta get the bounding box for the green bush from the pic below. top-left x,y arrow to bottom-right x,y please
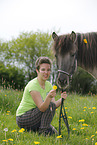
69,67 -> 97,94
0,62 -> 25,90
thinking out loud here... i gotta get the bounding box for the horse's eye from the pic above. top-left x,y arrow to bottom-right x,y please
71,54 -> 75,57
71,52 -> 76,57
55,54 -> 57,58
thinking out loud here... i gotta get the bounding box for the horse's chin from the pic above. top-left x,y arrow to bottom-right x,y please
57,76 -> 70,90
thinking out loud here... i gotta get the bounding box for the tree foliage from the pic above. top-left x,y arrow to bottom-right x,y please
0,31 -> 53,82
0,61 -> 25,90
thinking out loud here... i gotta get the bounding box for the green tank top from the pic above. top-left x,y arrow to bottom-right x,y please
16,77 -> 52,116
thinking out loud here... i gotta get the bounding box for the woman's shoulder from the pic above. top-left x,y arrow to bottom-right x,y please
26,78 -> 38,87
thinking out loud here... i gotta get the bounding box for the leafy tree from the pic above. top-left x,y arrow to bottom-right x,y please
0,31 -> 53,81
0,61 -> 25,90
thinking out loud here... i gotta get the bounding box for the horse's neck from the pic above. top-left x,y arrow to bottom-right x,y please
79,65 -> 97,79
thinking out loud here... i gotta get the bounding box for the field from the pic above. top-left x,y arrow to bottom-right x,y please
0,88 -> 97,145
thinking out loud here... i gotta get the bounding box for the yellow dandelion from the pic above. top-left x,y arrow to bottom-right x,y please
79,119 -> 85,122
6,113 -> 9,115
83,39 -> 87,44
82,123 -> 88,127
34,141 -> 40,144
68,116 -> 72,119
84,107 -> 87,108
95,142 -> 97,145
91,112 -> 94,114
11,129 -> 17,133
21,128 -> 25,131
53,85 -> 57,90
89,108 -> 91,109
2,140 -> 7,142
65,107 -> 67,109
81,127 -> 84,130
73,128 -> 76,130
19,130 -> 23,133
57,135 -> 62,139
92,107 -> 96,109
95,131 -> 97,133
8,138 -> 13,141
7,111 -> 10,113
19,128 -> 25,133
91,135 -> 95,138
83,109 -> 86,111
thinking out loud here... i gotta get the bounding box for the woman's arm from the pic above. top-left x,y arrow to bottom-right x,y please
30,89 -> 56,112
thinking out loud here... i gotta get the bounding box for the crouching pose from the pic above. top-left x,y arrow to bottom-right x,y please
16,57 -> 67,136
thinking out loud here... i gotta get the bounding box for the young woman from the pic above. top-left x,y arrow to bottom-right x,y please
16,57 -> 67,136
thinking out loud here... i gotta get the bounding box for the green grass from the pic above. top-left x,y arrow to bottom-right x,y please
0,89 -> 97,145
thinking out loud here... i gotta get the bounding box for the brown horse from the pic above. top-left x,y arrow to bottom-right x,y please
52,31 -> 97,89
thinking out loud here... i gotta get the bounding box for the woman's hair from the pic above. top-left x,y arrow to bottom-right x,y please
35,57 -> 52,71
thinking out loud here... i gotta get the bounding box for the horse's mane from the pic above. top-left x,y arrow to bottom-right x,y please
52,32 -> 97,69
77,32 -> 97,68
52,34 -> 74,55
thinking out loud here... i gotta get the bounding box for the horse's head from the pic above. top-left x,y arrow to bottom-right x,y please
52,31 -> 78,89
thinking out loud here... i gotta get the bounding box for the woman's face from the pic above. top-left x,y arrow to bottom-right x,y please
37,63 -> 51,81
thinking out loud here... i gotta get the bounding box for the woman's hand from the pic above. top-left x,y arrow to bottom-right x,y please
47,90 -> 56,98
61,91 -> 67,100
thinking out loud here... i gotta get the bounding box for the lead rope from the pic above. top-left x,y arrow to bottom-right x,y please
59,89 -> 70,138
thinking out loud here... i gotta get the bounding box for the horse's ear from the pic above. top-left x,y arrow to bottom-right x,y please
70,31 -> 76,42
52,32 -> 58,40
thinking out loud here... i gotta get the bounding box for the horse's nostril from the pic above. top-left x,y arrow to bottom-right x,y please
59,78 -> 66,84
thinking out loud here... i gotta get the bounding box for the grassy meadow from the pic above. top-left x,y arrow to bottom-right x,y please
0,88 -> 97,145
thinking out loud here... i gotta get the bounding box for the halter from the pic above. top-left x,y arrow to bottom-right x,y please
58,70 -> 72,77
57,52 -> 77,79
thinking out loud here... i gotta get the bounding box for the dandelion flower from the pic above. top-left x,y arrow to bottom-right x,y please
19,128 -> 25,133
91,135 -> 95,138
95,131 -> 97,133
84,107 -> 87,108
68,116 -> 72,119
7,111 -> 10,113
92,107 -> 96,109
79,119 -> 85,122
34,141 -> 40,144
2,140 -> 7,142
81,127 -> 84,130
11,129 -> 17,132
95,142 -> 97,145
21,128 -> 25,131
82,123 -> 88,127
57,135 -> 62,139
73,128 -> 76,130
8,138 -> 13,141
83,39 -> 87,43
53,85 -> 57,90
91,112 -> 94,114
